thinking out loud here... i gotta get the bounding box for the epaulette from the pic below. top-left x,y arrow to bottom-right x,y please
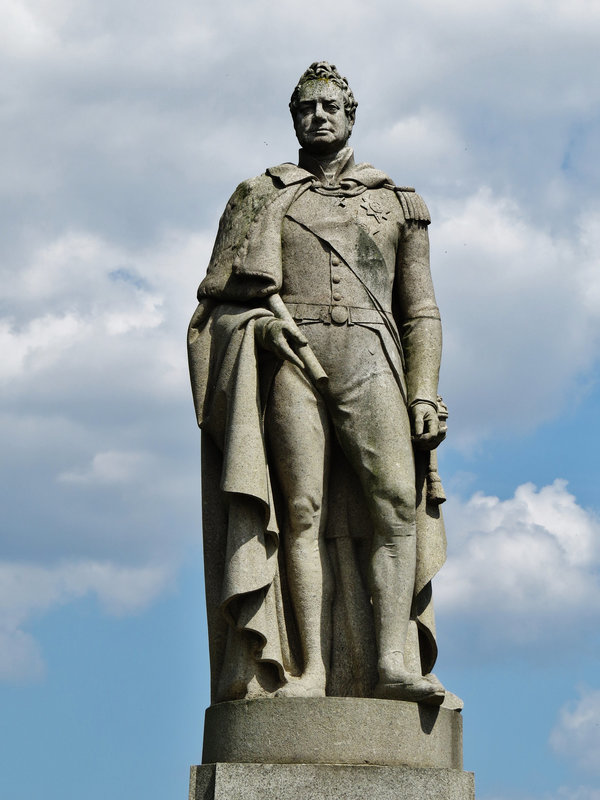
394,187 -> 431,224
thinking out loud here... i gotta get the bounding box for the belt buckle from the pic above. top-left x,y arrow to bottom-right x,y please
331,305 -> 348,324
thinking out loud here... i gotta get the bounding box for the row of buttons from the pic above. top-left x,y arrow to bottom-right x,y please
330,252 -> 347,322
331,253 -> 342,300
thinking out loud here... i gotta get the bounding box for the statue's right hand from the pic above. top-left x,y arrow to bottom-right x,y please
254,317 -> 307,369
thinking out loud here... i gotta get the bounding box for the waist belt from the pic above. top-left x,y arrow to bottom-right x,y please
283,301 -> 394,326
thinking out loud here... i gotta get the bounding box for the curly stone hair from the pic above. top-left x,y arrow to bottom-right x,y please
289,62 -> 358,123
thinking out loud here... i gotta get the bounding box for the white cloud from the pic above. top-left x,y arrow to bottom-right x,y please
554,789 -> 600,800
0,0 -> 58,57
0,313 -> 82,380
437,480 -> 600,646
1,228 -> 207,405
0,559 -> 175,681
434,191 -> 600,444
4,231 -> 164,327
58,450 -> 157,485
362,109 -> 468,185
550,688 -> 600,775
0,224 -> 209,577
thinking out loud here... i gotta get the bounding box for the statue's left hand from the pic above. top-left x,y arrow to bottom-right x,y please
410,402 -> 446,450
254,317 -> 308,369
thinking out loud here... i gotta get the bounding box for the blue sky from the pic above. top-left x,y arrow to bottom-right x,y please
2,1 -> 600,798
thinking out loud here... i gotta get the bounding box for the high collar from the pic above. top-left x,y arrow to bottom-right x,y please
266,147 -> 354,188
297,146 -> 355,185
266,150 -> 393,192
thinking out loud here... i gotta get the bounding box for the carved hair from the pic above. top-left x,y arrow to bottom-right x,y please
289,62 -> 358,122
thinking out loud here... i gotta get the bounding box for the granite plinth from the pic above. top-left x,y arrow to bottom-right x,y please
202,697 -> 463,769
190,762 -> 475,800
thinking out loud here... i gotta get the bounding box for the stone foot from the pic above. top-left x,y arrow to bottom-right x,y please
275,674 -> 326,698
423,673 -> 466,710
374,677 -> 445,705
423,672 -> 445,693
375,658 -> 445,705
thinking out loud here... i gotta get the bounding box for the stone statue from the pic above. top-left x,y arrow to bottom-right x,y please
188,62 -> 449,708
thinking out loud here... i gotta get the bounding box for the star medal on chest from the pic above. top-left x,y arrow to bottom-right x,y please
359,193 -> 390,233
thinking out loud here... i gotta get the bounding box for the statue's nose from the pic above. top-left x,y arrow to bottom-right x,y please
313,102 -> 327,120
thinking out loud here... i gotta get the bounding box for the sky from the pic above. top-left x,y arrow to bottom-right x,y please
2,0 -> 600,798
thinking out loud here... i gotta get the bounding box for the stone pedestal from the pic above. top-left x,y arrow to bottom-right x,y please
190,698 -> 475,799
190,762 -> 474,800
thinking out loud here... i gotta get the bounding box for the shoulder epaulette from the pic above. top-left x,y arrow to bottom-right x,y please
394,187 -> 431,224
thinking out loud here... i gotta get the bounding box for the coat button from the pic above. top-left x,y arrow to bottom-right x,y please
331,255 -> 340,266
332,274 -> 341,284
333,292 -> 342,301
331,306 -> 348,324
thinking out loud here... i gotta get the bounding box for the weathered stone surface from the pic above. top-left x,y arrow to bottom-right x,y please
188,60 -> 452,708
202,697 -> 463,769
189,762 -> 475,800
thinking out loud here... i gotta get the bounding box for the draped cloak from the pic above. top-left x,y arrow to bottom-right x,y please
188,161 -> 447,703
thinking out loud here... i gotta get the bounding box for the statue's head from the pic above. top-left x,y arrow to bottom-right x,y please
289,62 -> 358,155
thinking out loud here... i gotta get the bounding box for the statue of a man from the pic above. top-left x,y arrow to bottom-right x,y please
188,62 -> 448,707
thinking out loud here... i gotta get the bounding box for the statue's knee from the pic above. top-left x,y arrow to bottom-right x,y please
371,480 -> 416,526
288,494 -> 322,533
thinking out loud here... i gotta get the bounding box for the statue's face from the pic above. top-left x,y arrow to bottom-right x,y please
292,80 -> 353,155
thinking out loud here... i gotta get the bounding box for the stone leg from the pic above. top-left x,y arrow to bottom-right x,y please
328,364 -> 438,699
266,361 -> 333,696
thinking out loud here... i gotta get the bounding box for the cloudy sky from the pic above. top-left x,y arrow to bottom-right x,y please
2,0 -> 600,798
